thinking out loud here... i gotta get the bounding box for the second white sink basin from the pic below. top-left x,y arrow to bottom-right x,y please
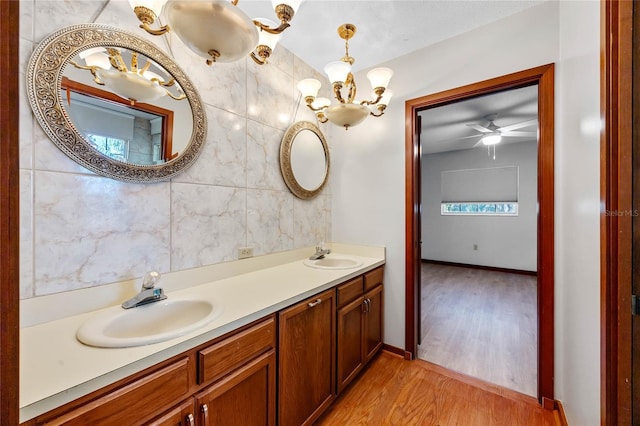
76,297 -> 223,348
304,255 -> 364,270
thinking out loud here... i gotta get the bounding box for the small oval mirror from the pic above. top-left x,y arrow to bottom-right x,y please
27,24 -> 206,183
280,121 -> 329,199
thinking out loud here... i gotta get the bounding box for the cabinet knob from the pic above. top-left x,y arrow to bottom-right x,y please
307,298 -> 322,308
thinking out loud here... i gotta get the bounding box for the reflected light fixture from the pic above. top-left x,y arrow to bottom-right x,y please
297,23 -> 393,130
70,47 -> 186,105
128,0 -> 303,66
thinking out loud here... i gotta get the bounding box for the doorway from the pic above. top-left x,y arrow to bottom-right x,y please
404,64 -> 555,403
416,85 -> 540,396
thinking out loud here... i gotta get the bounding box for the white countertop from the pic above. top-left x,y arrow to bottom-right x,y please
19,244 -> 385,422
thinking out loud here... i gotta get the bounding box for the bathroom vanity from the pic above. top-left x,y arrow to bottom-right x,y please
19,245 -> 385,425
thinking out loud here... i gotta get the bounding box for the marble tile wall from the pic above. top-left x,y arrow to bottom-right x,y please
19,0 -> 333,298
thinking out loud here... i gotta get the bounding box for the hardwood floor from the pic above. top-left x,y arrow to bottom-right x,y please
417,262 -> 537,396
316,351 -> 558,425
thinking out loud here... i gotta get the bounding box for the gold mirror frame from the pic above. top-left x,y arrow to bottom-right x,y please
279,121 -> 330,199
26,23 -> 206,183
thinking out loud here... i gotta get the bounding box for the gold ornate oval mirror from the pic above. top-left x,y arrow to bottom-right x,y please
27,23 -> 206,183
280,121 -> 330,199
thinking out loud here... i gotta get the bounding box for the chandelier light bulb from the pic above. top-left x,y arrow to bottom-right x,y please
324,61 -> 351,84
366,67 -> 393,90
297,78 -> 322,99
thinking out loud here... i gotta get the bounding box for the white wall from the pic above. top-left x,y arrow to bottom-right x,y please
331,1 -> 601,424
421,141 -> 538,271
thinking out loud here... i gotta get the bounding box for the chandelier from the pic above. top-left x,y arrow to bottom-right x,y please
128,0 -> 303,66
70,47 -> 186,105
297,24 -> 393,130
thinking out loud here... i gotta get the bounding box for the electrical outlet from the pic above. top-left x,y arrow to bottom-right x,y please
238,247 -> 254,259
473,244 -> 478,251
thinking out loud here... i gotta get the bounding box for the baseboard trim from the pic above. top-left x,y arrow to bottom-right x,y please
421,259 -> 537,276
554,400 -> 568,426
382,344 -> 406,358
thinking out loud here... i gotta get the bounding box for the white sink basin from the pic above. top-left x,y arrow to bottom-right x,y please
76,298 -> 223,348
303,255 -> 364,270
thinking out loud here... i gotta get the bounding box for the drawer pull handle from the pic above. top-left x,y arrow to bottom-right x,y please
201,403 -> 209,426
186,413 -> 195,426
308,298 -> 322,308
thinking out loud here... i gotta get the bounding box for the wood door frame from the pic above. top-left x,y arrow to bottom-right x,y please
404,64 -> 555,402
0,0 -> 20,424
601,0 -> 633,424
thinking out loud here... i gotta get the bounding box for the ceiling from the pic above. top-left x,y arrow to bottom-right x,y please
240,0 -> 545,73
419,85 -> 539,154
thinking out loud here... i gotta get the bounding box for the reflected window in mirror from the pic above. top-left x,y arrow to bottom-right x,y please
61,77 -> 177,165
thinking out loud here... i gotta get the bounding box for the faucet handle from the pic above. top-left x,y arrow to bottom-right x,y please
142,271 -> 161,289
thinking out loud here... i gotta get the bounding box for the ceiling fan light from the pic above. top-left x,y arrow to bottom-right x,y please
366,67 -> 393,90
481,133 -> 502,145
324,60 -> 351,84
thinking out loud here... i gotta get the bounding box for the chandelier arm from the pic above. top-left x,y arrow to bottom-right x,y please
69,61 -> 105,85
139,61 -> 151,74
333,82 -> 346,104
253,20 -> 291,35
304,103 -> 327,112
317,114 -> 328,124
231,0 -> 239,5
345,73 -> 356,104
370,110 -> 384,117
250,51 -> 267,65
158,77 -> 176,87
139,22 -> 170,36
164,91 -> 187,101
360,93 -> 382,106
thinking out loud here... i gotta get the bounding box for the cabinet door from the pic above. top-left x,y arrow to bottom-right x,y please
363,285 -> 383,363
278,288 -> 336,426
196,350 -> 276,426
336,296 -> 364,394
147,398 -> 195,426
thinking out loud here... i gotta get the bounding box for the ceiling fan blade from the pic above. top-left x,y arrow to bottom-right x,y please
502,131 -> 537,137
499,119 -> 538,133
466,123 -> 492,133
433,134 -> 480,144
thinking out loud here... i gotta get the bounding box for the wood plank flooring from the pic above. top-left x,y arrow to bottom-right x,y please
316,351 -> 558,425
417,262 -> 537,396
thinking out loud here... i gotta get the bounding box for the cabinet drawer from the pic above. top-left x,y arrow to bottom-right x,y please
44,358 -> 190,425
364,266 -> 384,292
198,316 -> 275,384
336,276 -> 363,308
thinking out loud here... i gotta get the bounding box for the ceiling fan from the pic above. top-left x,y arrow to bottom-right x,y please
466,115 -> 538,146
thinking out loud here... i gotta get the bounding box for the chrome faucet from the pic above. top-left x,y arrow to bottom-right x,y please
309,244 -> 331,260
121,271 -> 167,309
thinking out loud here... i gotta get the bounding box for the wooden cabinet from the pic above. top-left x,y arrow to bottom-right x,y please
336,266 -> 384,394
28,265 -> 384,426
35,316 -> 276,426
195,350 -> 276,426
278,288 -> 336,426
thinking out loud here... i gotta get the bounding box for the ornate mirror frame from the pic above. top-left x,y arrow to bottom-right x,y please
279,121 -> 330,199
26,23 -> 207,183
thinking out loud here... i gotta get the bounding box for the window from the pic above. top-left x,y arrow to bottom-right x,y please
441,202 -> 518,216
86,133 -> 129,162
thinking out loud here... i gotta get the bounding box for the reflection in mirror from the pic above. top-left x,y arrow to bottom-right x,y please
280,121 -> 329,199
27,24 -> 206,183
